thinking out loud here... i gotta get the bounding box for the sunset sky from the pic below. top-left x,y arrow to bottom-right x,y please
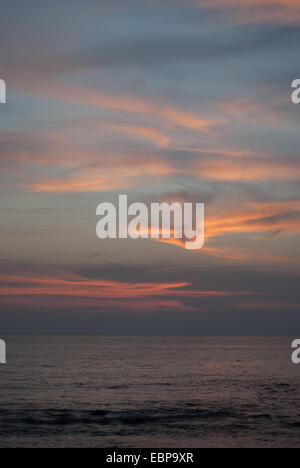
0,0 -> 299,334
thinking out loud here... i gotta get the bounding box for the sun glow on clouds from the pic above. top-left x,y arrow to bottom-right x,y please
26,152 -> 300,193
19,80 -> 213,132
186,0 -> 300,23
0,274 -> 253,311
155,198 -> 300,241
1,0 -> 300,331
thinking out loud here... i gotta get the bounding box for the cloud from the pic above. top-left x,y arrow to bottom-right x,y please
12,78 -> 213,132
18,146 -> 300,193
232,300 -> 300,309
191,156 -> 300,182
30,155 -> 173,193
104,124 -> 170,147
187,0 -> 300,24
220,96 -> 291,127
150,197 -> 300,261
0,273 -> 253,312
206,199 -> 300,237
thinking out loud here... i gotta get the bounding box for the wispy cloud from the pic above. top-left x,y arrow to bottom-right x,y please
0,273 -> 253,312
15,80 -> 214,132
188,0 -> 300,24
1,0 -> 299,332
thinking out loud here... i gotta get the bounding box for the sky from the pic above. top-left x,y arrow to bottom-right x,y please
0,0 -> 299,335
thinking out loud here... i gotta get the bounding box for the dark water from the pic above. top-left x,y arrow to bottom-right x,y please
0,336 -> 299,448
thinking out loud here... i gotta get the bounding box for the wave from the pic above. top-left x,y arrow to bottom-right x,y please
0,406 -> 238,427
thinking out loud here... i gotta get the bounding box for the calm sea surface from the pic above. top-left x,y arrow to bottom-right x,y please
0,336 -> 299,448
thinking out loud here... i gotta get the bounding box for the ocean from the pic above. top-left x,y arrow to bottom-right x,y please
0,336 -> 299,448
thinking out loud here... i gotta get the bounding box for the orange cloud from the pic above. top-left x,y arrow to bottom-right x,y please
151,198 -> 300,265
33,173 -> 130,193
0,293 -> 197,313
187,0 -> 300,24
176,146 -> 270,159
203,246 -> 300,264
31,155 -> 173,193
0,273 -> 251,298
205,199 -> 300,242
221,97 -> 286,126
0,273 -> 253,311
153,195 -> 300,240
19,80 -> 213,132
27,148 -> 300,193
192,158 -> 300,182
104,124 -> 170,147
